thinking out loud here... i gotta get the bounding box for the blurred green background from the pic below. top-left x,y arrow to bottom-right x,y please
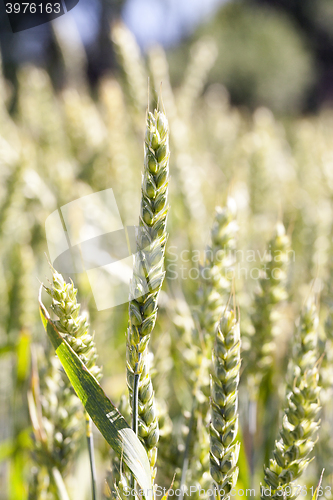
1,0 -> 333,499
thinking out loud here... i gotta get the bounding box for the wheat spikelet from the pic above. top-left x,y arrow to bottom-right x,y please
155,400 -> 181,486
185,417 -> 211,500
315,308 -> 333,477
6,244 -> 36,335
210,309 -> 241,500
31,354 -> 83,473
245,109 -> 290,216
175,202 -> 238,493
17,67 -> 64,151
198,199 -> 238,349
43,268 -> 102,498
126,108 -> 169,480
51,16 -> 87,88
262,298 -> 321,500
249,222 -> 290,388
44,269 -> 102,382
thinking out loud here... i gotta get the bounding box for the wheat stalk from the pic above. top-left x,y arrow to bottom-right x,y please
262,298 -> 321,499
126,108 -> 169,480
210,309 -> 241,500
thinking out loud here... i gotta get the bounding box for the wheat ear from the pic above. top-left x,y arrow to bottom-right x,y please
111,22 -> 148,116
210,309 -> 241,500
29,349 -> 83,498
178,202 -> 238,495
199,199 -> 238,349
178,36 -> 218,118
249,222 -> 290,386
44,269 -> 102,381
262,299 -> 321,499
126,108 -> 169,480
44,268 -> 102,499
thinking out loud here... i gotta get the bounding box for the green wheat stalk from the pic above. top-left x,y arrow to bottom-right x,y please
126,107 -> 169,481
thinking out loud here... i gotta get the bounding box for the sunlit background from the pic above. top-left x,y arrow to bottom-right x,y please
1,0 -> 333,112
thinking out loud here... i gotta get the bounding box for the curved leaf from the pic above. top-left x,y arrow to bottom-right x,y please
39,288 -> 152,500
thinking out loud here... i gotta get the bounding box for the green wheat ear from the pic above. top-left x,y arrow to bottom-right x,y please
248,221 -> 290,390
263,297 -> 321,500
28,348 -> 83,498
44,269 -> 102,381
198,198 -> 238,349
177,201 -> 238,495
210,309 -> 241,500
126,107 -> 169,480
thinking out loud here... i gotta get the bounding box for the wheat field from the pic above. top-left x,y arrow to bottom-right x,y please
0,19 -> 333,500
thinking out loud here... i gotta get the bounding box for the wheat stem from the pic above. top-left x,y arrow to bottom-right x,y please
132,372 -> 140,436
51,466 -> 71,500
86,413 -> 97,500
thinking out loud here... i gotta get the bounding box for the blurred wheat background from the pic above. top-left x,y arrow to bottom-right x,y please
1,0 -> 333,499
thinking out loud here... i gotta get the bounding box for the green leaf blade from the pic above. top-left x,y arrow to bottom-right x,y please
39,290 -> 152,499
